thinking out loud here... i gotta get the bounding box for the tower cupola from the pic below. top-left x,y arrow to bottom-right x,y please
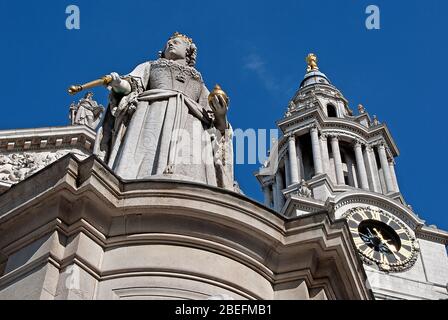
256,54 -> 401,213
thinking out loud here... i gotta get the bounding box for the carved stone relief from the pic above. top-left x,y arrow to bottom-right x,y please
0,150 -> 83,185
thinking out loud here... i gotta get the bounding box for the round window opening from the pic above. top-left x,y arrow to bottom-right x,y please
358,220 -> 402,255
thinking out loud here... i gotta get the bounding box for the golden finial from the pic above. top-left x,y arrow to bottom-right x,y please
306,53 -> 319,72
169,32 -> 193,45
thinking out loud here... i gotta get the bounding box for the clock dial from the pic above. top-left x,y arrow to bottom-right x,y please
344,207 -> 419,272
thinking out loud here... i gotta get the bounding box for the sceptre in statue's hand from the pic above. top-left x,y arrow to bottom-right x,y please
68,72 -> 132,95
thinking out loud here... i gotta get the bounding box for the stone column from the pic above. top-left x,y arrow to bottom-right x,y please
320,134 -> 331,176
346,155 -> 357,188
389,160 -> 400,192
284,155 -> 291,188
364,146 -> 382,193
262,184 -> 273,207
310,126 -> 323,176
377,144 -> 395,193
287,134 -> 300,185
330,135 -> 345,185
275,171 -> 285,211
273,180 -> 280,211
354,141 -> 369,190
296,138 -> 304,182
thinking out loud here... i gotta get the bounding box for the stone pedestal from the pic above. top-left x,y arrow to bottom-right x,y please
0,156 -> 372,300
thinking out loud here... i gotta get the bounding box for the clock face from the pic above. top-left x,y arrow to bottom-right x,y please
343,207 -> 419,272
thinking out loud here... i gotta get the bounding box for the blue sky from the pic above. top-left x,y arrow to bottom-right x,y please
0,1 -> 447,230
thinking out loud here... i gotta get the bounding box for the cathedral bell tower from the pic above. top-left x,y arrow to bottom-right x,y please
255,54 -> 448,300
256,53 -> 401,210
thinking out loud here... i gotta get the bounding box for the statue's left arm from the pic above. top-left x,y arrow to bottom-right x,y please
199,85 -> 235,190
198,86 -> 229,133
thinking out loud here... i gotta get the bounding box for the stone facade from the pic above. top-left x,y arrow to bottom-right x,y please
0,126 -> 95,193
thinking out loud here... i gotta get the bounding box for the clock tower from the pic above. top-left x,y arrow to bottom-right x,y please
256,54 -> 448,300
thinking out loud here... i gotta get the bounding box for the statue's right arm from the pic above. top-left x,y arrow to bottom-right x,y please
108,62 -> 151,96
109,72 -> 132,95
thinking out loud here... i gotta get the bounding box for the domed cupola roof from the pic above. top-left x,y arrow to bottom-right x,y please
299,53 -> 333,88
299,70 -> 331,88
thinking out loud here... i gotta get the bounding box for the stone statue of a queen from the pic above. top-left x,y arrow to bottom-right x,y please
95,32 -> 235,190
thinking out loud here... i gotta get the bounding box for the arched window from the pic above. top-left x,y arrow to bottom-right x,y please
327,104 -> 337,117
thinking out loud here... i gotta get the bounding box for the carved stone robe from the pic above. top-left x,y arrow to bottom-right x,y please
72,98 -> 103,129
95,59 -> 234,190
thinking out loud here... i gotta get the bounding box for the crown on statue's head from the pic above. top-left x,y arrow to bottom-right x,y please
169,32 -> 194,45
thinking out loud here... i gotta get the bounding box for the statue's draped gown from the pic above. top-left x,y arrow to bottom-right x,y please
96,59 -> 234,190
73,98 -> 102,128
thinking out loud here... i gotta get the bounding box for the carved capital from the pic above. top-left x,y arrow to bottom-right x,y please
354,139 -> 364,148
377,141 -> 386,149
286,133 -> 296,142
260,176 -> 275,187
309,123 -> 319,132
261,183 -> 272,190
329,133 -> 340,141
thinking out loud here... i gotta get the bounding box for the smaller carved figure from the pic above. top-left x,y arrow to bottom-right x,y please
285,100 -> 295,117
358,104 -> 365,114
297,179 -> 312,198
69,92 -> 104,129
